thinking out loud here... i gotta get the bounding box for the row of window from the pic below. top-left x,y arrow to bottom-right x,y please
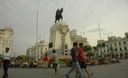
102,46 -> 127,53
115,47 -> 127,51
106,41 -> 127,47
62,50 -> 68,56
0,32 -> 4,34
0,40 -> 12,42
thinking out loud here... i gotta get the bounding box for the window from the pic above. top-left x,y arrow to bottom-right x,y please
49,42 -> 53,48
125,47 -> 127,51
41,48 -> 42,51
101,51 -> 102,54
45,47 -> 47,51
106,45 -> 108,47
65,45 -> 68,49
104,50 -> 105,52
107,49 -> 109,53
115,43 -> 117,46
65,50 -> 67,52
115,48 -> 117,51
120,48 -> 122,51
124,41 -> 126,45
119,42 -> 121,46
65,53 -> 68,55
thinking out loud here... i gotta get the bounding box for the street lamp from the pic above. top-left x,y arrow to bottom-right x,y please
98,23 -> 103,57
35,8 -> 39,61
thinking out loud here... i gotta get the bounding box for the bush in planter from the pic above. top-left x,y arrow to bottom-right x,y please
86,51 -> 95,58
58,59 -> 66,64
59,58 -> 72,67
83,45 -> 92,52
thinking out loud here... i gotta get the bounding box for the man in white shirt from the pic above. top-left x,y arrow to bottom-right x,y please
2,47 -> 11,78
52,50 -> 58,74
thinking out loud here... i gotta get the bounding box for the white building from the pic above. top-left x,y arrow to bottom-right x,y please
70,29 -> 89,45
97,32 -> 128,57
26,40 -> 48,59
26,48 -> 32,57
0,27 -> 14,54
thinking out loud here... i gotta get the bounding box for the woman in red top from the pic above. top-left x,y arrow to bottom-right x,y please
43,54 -> 48,68
77,43 -> 93,78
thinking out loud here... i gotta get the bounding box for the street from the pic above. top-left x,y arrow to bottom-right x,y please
0,59 -> 128,78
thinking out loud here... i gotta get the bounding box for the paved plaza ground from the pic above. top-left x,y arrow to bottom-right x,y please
0,59 -> 128,78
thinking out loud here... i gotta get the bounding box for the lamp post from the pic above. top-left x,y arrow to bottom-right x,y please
35,8 -> 39,61
35,0 -> 40,61
98,23 -> 103,57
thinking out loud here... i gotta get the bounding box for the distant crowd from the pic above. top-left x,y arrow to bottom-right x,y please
0,57 -> 54,68
0,55 -> 122,68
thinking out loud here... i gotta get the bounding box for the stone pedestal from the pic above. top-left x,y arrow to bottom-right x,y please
48,21 -> 72,58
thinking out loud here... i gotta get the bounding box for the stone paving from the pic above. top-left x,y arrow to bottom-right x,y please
0,59 -> 128,78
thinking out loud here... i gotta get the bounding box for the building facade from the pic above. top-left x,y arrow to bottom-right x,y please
26,40 -> 48,59
0,27 -> 14,54
97,32 -> 128,57
70,29 -> 89,45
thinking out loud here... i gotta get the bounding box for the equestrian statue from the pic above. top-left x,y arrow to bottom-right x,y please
55,8 -> 63,23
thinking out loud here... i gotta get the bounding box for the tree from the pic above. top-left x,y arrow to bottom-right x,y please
16,55 -> 29,61
16,56 -> 23,61
82,45 -> 92,52
86,51 -> 95,58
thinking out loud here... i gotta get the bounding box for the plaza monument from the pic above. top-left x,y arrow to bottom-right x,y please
47,8 -> 72,59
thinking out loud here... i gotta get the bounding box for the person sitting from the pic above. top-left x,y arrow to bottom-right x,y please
33,61 -> 37,68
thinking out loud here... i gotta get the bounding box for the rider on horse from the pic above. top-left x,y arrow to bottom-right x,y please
55,8 -> 63,23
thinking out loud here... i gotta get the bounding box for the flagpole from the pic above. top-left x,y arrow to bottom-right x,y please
98,23 -> 103,57
36,8 -> 39,61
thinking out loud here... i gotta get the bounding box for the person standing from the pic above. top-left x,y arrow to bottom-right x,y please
0,59 -> 2,68
48,57 -> 53,68
77,43 -> 93,78
43,54 -> 49,68
2,48 -> 11,78
52,50 -> 58,74
65,42 -> 84,78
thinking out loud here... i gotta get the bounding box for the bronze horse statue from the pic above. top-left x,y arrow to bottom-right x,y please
55,8 -> 63,23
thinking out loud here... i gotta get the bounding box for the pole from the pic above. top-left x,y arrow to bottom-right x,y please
98,23 -> 101,41
98,23 -> 102,57
36,8 -> 39,61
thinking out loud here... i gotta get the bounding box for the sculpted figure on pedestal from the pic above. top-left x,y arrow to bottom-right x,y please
55,8 -> 63,23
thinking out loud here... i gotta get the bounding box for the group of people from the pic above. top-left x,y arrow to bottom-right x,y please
1,47 -> 59,78
65,42 -> 93,78
0,58 -> 39,68
43,50 -> 59,73
1,42 -> 93,78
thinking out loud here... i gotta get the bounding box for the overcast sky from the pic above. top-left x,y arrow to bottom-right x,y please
0,0 -> 128,55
